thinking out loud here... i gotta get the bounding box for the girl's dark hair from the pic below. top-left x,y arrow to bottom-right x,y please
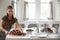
7,5 -> 14,19
7,5 -> 13,9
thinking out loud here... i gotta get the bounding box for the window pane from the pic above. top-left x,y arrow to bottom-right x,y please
40,3 -> 51,20
25,0 -> 35,2
26,3 -> 36,20
41,0 -> 51,2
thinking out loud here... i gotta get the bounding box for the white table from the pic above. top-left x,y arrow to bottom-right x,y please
6,33 -> 60,40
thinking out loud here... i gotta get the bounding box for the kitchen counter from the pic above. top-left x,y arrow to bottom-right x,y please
6,38 -> 60,40
6,33 -> 60,40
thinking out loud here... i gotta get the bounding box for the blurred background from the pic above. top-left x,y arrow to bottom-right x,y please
0,0 -> 60,34
0,0 -> 60,21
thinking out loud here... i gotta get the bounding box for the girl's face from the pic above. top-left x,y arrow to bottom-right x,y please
7,9 -> 13,17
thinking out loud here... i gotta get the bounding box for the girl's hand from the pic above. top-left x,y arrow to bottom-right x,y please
5,31 -> 9,35
16,28 -> 23,33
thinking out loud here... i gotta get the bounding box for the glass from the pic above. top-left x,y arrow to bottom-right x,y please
40,3 -> 51,20
26,3 -> 36,20
25,0 -> 35,2
41,0 -> 51,2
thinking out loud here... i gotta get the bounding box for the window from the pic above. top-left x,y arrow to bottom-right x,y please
25,0 -> 36,20
26,3 -> 36,20
40,0 -> 52,20
25,0 -> 52,20
25,0 -> 35,2
41,0 -> 51,2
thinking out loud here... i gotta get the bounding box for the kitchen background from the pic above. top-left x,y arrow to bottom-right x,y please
0,0 -> 60,21
0,0 -> 60,36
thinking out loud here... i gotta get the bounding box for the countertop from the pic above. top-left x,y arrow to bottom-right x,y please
6,33 -> 60,40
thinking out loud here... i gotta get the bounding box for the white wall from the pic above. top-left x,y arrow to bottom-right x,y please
0,0 -> 12,19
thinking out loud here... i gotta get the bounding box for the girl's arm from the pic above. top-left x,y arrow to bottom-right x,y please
0,20 -> 8,34
15,20 -> 23,33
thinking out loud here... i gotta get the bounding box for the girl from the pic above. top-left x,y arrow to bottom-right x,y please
0,5 -> 23,40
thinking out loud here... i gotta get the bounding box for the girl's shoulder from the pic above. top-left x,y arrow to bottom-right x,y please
13,17 -> 17,23
2,16 -> 7,21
